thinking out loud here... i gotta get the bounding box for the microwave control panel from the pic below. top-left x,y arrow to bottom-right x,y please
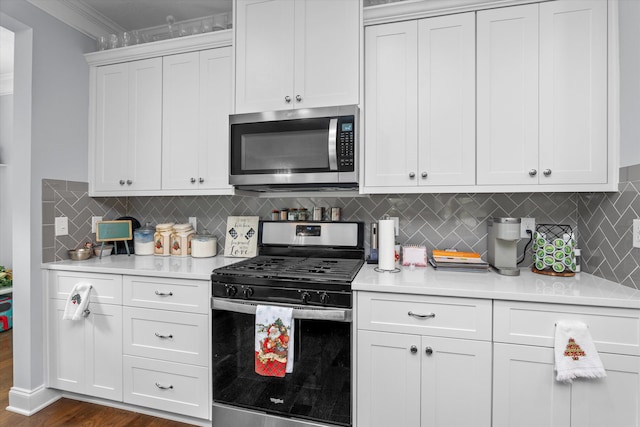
338,117 -> 355,171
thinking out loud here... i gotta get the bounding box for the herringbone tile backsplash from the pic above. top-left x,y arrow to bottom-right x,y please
43,167 -> 640,290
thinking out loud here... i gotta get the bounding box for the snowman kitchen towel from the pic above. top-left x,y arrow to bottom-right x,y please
255,305 -> 294,377
63,282 -> 92,321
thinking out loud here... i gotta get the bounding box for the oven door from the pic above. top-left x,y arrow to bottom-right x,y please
212,298 -> 352,427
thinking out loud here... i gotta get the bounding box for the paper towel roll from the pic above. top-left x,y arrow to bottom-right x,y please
378,219 -> 396,270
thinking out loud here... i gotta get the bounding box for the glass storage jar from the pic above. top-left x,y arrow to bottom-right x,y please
134,223 -> 156,255
191,232 -> 217,258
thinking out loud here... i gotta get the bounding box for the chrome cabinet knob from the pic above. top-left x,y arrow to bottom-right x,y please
421,172 -> 428,178
296,95 -> 302,102
410,345 -> 418,354
190,177 -> 196,183
119,180 -> 125,185
199,177 -> 204,183
285,96 -> 291,103
409,172 -> 416,178
543,169 -> 552,177
425,347 -> 433,355
529,169 -> 537,177
126,180 -> 132,185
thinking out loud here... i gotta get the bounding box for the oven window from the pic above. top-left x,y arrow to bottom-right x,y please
213,309 -> 351,426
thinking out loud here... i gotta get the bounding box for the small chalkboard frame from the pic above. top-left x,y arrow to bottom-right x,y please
96,220 -> 133,242
95,220 -> 133,258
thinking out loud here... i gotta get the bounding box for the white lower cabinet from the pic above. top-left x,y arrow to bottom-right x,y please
46,271 -> 123,401
356,292 -> 492,427
122,275 -> 211,420
493,301 -> 640,427
46,270 -> 211,421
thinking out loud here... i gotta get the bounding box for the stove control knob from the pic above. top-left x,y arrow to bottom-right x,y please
320,293 -> 330,305
301,291 -> 311,304
225,285 -> 237,297
243,287 -> 254,299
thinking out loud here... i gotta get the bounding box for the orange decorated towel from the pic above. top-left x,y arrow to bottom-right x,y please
555,320 -> 606,383
255,305 -> 294,377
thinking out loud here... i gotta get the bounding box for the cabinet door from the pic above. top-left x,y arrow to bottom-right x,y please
571,353 -> 640,427
417,13 -> 475,186
364,21 -> 418,188
47,299 -> 122,400
84,303 -> 123,400
94,63 -> 129,192
235,0 -> 295,113
127,58 -> 163,191
94,59 -> 162,193
493,343 -> 571,427
162,52 -> 200,190
48,299 -> 86,394
477,4 -> 539,186
538,0 -> 607,185
294,0 -> 359,109
357,330 -> 421,427
421,337 -> 491,427
198,47 -> 233,191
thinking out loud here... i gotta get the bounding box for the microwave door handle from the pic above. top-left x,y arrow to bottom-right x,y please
328,118 -> 338,171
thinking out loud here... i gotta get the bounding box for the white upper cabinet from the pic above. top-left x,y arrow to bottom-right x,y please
364,21 -> 418,188
161,48 -> 233,193
538,0 -> 608,185
476,4 -> 539,186
364,13 -> 475,191
477,0 -> 608,186
234,0 -> 360,114
93,58 -> 162,193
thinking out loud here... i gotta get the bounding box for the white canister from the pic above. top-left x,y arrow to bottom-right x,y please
171,223 -> 195,257
134,223 -> 156,256
154,223 -> 175,256
191,234 -> 217,258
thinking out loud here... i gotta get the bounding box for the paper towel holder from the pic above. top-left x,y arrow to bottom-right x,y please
374,215 -> 400,273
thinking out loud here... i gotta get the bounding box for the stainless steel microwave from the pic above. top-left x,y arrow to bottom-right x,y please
229,105 -> 358,192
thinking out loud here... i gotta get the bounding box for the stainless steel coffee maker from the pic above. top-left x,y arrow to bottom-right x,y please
487,217 -> 521,276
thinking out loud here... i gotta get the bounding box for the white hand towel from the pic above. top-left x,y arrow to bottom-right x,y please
62,282 -> 92,321
554,320 -> 606,383
255,305 -> 294,377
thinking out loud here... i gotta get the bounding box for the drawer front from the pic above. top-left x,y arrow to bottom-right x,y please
123,276 -> 209,313
357,292 -> 492,341
123,307 -> 209,366
48,270 -> 122,305
494,300 -> 640,356
123,355 -> 209,420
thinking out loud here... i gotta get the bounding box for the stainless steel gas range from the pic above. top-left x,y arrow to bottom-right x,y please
211,221 -> 364,427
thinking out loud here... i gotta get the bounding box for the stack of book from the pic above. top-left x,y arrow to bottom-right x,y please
428,250 -> 489,272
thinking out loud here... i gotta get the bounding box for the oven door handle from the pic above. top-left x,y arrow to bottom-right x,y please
212,298 -> 352,322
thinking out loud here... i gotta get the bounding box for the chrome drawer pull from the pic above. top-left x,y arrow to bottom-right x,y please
408,311 -> 436,319
155,382 -> 173,390
155,332 -> 173,339
155,290 -> 173,296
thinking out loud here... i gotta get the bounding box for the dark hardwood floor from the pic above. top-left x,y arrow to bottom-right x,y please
0,329 -> 197,426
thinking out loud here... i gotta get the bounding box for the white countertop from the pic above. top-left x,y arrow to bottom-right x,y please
42,254 -> 242,281
353,264 -> 640,309
43,256 -> 640,310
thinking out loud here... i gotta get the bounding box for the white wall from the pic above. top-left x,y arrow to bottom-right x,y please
619,0 -> 640,168
0,0 -> 93,412
0,94 -> 12,267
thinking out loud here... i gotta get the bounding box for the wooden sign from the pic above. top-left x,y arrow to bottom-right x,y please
95,220 -> 133,242
224,216 -> 259,257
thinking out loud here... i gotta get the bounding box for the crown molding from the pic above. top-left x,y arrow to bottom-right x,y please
26,0 -> 125,39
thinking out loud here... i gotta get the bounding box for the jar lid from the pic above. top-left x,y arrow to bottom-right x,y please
173,223 -> 193,231
136,222 -> 155,232
156,222 -> 175,230
194,233 -> 216,242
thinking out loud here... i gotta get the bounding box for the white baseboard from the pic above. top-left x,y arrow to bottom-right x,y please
6,385 -> 61,415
